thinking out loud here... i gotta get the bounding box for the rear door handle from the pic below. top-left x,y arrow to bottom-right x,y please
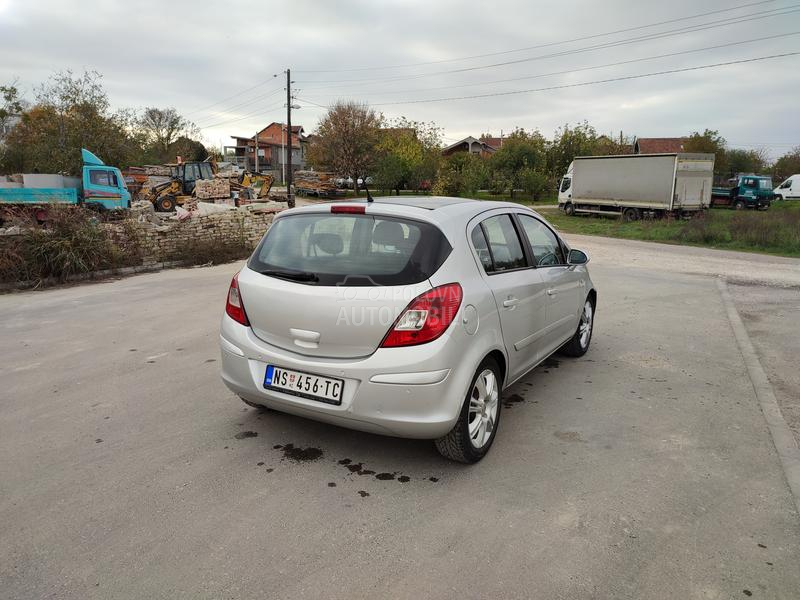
502,297 -> 519,308
546,289 -> 557,296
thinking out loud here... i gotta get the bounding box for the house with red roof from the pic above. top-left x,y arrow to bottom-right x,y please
224,122 -> 308,176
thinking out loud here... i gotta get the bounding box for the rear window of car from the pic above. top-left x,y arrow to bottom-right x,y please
248,213 -> 452,286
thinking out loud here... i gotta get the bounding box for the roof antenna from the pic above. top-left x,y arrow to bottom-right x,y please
363,180 -> 374,203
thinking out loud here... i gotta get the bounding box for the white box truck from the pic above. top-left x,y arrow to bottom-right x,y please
558,153 -> 715,220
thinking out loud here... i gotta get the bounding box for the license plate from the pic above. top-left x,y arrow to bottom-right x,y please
264,365 -> 343,406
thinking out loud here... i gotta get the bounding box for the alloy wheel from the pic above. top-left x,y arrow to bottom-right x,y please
579,300 -> 593,349
468,369 -> 499,449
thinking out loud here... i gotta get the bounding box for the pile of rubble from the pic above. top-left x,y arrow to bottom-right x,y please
194,178 -> 231,200
294,171 -> 338,197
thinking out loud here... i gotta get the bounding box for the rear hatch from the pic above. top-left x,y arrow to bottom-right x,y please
237,209 -> 452,359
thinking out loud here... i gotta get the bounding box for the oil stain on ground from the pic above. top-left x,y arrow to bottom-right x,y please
554,430 -> 586,443
338,459 -> 419,484
503,393 -> 526,408
274,443 -> 323,462
235,431 -> 258,440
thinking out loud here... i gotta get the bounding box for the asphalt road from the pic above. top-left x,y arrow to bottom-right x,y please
1,238 -> 799,599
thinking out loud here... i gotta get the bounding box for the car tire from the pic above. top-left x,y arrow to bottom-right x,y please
564,202 -> 576,216
734,199 -> 746,210
435,358 -> 502,463
559,296 -> 595,358
774,194 -> 783,201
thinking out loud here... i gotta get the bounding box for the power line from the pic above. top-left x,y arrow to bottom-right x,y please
197,100 -> 286,130
206,86 -> 283,116
310,52 -> 798,107
300,31 -> 800,99
184,78 -> 281,117
294,0 -> 779,73
297,6 -> 800,86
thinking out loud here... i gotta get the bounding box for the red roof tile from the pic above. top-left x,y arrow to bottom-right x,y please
635,137 -> 686,154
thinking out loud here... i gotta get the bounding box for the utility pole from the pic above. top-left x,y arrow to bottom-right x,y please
286,69 -> 295,208
254,130 -> 259,173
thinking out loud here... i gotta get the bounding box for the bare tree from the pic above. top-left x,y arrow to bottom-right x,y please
0,79 -> 24,139
307,100 -> 383,193
139,107 -> 193,156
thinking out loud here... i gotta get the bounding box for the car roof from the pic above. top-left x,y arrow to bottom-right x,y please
281,196 -> 543,244
368,196 -> 475,210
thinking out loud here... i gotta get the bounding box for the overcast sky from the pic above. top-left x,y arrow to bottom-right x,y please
1,0 -> 798,159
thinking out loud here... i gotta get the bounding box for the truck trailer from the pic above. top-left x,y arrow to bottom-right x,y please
558,153 -> 715,220
0,149 -> 131,220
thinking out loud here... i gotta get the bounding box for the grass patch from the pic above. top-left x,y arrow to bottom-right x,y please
542,203 -> 800,258
0,206 -> 136,285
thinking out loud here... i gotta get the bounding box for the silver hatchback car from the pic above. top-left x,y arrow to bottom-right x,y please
220,197 -> 596,462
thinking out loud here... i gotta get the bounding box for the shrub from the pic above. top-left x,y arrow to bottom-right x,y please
0,206 -> 124,284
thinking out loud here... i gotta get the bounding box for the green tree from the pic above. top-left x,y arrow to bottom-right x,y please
168,136 -> 208,163
306,100 -> 383,194
684,129 -> 727,176
374,117 -> 443,194
2,70 -> 139,174
432,153 -> 487,197
726,148 -> 768,177
772,146 -> 800,180
374,152 -> 407,194
548,121 -> 600,179
518,167 -> 550,200
489,128 -> 549,197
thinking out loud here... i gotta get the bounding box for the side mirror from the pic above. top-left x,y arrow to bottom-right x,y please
568,249 -> 589,265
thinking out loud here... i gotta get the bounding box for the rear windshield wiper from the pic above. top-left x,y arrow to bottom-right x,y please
257,269 -> 319,282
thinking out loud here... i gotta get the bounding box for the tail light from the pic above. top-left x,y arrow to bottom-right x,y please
225,273 -> 249,326
380,283 -> 462,348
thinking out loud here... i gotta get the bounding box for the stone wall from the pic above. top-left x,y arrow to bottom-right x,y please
103,204 -> 283,265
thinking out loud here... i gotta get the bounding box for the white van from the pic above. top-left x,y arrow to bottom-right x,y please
774,175 -> 800,200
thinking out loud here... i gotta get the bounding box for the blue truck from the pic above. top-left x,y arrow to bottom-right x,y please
0,149 -> 131,218
711,174 -> 773,210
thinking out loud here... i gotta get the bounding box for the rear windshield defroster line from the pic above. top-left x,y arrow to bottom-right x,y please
248,213 -> 452,286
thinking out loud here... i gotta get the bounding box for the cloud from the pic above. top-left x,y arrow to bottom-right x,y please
1,0 -> 797,158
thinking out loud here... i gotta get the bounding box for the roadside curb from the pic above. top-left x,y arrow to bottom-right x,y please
718,279 -> 800,514
0,261 -> 184,292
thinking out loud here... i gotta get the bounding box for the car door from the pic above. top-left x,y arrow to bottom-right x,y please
469,212 -> 549,382
84,167 -> 123,208
516,213 -> 584,354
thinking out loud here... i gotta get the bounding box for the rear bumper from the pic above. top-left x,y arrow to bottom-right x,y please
219,314 -> 472,439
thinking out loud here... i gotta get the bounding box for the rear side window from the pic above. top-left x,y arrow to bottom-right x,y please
518,215 -> 565,266
479,215 -> 527,272
471,227 -> 493,272
249,213 -> 452,286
